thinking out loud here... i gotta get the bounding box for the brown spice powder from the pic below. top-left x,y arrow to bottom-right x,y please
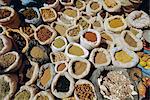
37,27 -> 52,42
101,32 -> 112,41
40,67 -> 51,86
73,61 -> 87,75
84,32 -> 97,42
26,66 -> 34,79
94,51 -> 107,64
124,32 -> 137,47
57,63 -> 66,71
90,2 -> 99,10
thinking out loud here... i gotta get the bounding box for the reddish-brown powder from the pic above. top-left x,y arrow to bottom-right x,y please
84,32 -> 97,42
57,63 -> 66,71
37,27 -> 52,42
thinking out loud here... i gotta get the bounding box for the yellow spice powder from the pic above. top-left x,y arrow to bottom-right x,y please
109,18 -> 124,28
30,47 -> 45,59
115,50 -> 132,63
76,0 -> 83,9
68,45 -> 84,56
53,38 -> 65,48
63,9 -> 77,18
104,0 -> 117,8
54,24 -> 67,36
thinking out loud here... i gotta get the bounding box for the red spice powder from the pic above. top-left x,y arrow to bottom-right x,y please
84,32 -> 97,42
37,27 -> 52,42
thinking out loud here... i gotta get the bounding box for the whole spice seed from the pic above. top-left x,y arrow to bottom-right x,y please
84,32 -> 97,42
68,26 -> 80,37
0,54 -> 16,69
0,9 -> 11,19
78,18 -> 89,29
22,26 -> 34,36
22,8 -> 38,20
75,84 -> 95,99
0,78 -> 10,99
41,9 -> 55,19
37,27 -> 52,42
52,52 -> 67,62
93,21 -> 101,27
100,71 -> 133,100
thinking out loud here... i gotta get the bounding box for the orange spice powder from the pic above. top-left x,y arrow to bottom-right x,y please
84,32 -> 97,42
40,67 -> 51,86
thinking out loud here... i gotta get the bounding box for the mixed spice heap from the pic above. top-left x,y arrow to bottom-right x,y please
0,0 -> 150,100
